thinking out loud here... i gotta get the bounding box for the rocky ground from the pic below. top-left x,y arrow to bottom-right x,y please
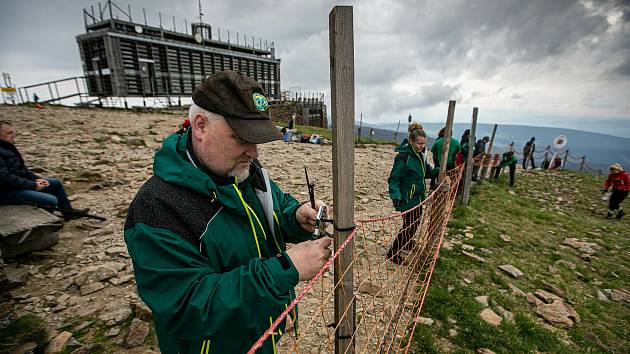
1,105 -> 628,353
0,105 -> 397,353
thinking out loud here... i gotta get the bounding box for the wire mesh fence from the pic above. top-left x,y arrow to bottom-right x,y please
248,165 -> 464,353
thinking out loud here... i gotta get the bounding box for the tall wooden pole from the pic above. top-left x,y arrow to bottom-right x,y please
329,6 -> 355,354
462,108 -> 478,206
479,124 -> 498,180
438,100 -> 456,184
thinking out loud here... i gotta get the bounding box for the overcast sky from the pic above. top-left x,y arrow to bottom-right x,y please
1,0 -> 629,133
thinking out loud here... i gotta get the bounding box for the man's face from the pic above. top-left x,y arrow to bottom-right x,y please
192,114 -> 258,181
410,136 -> 426,152
0,125 -> 16,144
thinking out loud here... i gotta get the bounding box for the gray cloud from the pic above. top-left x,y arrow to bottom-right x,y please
0,0 -> 628,126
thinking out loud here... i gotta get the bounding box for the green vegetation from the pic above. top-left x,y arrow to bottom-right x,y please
0,314 -> 48,353
410,170 -> 629,353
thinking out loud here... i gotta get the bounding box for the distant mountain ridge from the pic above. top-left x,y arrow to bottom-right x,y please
357,122 -> 630,172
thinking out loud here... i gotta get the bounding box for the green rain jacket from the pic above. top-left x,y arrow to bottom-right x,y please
430,136 -> 461,169
388,139 -> 438,212
124,129 -> 311,354
498,153 -> 518,168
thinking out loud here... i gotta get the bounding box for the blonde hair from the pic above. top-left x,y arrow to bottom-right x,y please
408,122 -> 426,142
408,121 -> 423,133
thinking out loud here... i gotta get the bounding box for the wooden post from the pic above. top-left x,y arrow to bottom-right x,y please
329,6 -> 355,354
479,124 -> 497,180
562,150 -> 569,169
463,108 -> 478,206
393,120 -> 400,144
490,153 -> 500,178
579,156 -> 585,172
438,100 -> 456,184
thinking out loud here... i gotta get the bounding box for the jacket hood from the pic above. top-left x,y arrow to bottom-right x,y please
395,139 -> 409,153
153,129 -> 250,213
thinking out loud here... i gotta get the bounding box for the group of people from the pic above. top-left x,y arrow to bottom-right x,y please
5,69 -> 625,354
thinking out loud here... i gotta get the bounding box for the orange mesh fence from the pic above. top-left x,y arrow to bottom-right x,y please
248,165 -> 465,353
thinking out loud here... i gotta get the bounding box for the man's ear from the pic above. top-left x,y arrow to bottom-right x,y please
191,113 -> 207,141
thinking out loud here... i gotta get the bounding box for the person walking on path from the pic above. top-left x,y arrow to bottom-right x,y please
603,163 -> 629,219
124,71 -> 332,353
522,137 -> 536,170
494,151 -> 518,187
387,122 -> 438,264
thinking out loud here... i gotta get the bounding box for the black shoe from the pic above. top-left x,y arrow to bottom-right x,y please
63,208 -> 90,221
606,212 -> 614,219
616,210 -> 625,219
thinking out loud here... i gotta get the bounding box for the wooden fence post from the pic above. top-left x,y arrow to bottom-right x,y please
579,156 -> 585,172
479,124 -> 497,180
438,100 -> 456,184
462,108 -> 477,206
490,153 -> 500,178
329,6 -> 355,354
562,150 -> 569,170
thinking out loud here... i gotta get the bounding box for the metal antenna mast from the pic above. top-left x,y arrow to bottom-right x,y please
198,0 -> 203,23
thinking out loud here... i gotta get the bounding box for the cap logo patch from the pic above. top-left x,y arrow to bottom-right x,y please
253,93 -> 268,112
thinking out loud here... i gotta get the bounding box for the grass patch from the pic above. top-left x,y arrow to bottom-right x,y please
412,169 -> 629,353
0,314 -> 48,353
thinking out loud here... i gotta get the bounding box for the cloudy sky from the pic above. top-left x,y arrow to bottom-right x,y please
1,0 -> 629,133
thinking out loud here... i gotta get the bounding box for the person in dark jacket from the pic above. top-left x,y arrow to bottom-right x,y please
522,137 -> 536,170
603,163 -> 629,219
494,151 -> 517,186
460,129 -> 471,158
0,120 -> 86,219
472,136 -> 490,181
387,122 -> 438,264
124,71 -> 332,354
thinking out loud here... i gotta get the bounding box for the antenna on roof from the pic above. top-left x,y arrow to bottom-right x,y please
198,0 -> 203,24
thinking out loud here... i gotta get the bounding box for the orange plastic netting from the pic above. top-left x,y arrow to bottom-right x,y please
249,164 -> 465,353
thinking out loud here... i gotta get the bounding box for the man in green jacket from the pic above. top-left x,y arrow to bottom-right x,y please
494,150 -> 517,186
387,124 -> 438,264
124,71 -> 332,354
430,127 -> 461,171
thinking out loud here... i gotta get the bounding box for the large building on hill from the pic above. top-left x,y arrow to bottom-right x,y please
75,1 -> 280,99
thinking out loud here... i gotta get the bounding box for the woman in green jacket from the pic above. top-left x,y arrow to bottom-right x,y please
387,123 -> 438,264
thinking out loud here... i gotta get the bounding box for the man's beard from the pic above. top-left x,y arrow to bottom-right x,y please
228,163 -> 251,182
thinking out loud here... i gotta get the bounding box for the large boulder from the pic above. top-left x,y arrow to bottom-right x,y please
0,205 -> 63,259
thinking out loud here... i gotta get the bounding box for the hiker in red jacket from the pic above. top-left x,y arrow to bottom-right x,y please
603,163 -> 629,219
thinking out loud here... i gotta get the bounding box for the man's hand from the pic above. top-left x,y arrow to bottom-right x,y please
285,237 -> 333,281
296,199 -> 326,232
35,179 -> 49,191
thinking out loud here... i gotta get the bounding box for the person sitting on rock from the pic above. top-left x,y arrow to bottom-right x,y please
603,163 -> 629,219
0,120 -> 88,220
